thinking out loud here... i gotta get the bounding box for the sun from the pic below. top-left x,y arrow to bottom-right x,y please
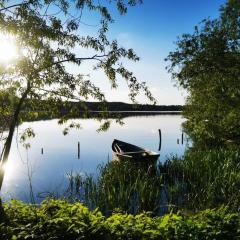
0,33 -> 18,63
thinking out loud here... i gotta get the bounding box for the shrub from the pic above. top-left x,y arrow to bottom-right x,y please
0,199 -> 239,239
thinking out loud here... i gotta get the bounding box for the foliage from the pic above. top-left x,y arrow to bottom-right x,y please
166,0 -> 240,148
160,149 -> 240,211
0,199 -> 239,239
0,0 -> 154,123
0,0 -> 156,188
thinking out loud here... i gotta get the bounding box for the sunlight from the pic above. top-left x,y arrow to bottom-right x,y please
2,160 -> 15,177
1,153 -> 21,183
0,33 -> 18,63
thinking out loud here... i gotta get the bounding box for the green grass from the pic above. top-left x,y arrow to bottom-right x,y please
66,161 -> 163,215
161,149 -> 240,211
66,148 -> 240,214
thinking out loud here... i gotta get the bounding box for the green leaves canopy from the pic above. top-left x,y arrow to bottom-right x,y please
166,0 -> 240,148
0,0 -> 154,123
0,0 -> 156,189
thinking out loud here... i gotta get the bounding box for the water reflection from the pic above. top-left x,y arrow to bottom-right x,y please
1,114 -> 187,202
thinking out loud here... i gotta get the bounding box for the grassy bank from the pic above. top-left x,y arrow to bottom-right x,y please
1,199 -> 239,239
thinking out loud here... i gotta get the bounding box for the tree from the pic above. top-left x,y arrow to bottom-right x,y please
166,0 -> 240,148
0,0 -> 155,191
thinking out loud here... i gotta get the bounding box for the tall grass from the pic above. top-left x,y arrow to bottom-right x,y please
66,149 -> 240,215
161,149 -> 240,211
66,161 -> 164,215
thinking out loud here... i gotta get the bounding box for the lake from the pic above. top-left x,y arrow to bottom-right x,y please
1,113 -> 187,202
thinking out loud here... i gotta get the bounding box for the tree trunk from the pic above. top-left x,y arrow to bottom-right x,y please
0,87 -> 30,222
0,87 -> 30,189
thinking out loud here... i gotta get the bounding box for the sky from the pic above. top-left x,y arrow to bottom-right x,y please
71,0 -> 227,105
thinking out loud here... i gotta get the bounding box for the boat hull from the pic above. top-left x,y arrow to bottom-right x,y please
113,152 -> 160,162
112,139 -> 160,163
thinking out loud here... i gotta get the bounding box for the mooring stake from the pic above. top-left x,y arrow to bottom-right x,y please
158,129 -> 162,151
78,142 -> 80,159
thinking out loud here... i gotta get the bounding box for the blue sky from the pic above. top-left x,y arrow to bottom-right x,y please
72,0 -> 227,105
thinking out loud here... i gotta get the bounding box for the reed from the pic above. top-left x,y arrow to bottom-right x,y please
160,149 -> 240,211
66,149 -> 240,215
66,161 -> 164,215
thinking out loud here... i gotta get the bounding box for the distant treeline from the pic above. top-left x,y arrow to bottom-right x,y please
25,100 -> 183,112
22,101 -> 183,121
72,102 -> 183,111
79,102 -> 183,112
1,98 -> 183,123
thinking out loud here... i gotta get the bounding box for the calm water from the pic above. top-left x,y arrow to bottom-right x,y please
1,114 -> 187,202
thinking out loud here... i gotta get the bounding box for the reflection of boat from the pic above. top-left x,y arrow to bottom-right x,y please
112,139 -> 160,162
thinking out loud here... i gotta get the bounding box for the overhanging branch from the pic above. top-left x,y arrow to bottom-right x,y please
51,54 -> 107,66
0,1 -> 30,12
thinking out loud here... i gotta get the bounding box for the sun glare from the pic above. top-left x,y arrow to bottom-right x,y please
0,33 -> 18,63
1,157 -> 18,182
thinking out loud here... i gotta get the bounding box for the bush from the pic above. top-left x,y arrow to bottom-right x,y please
0,199 -> 239,239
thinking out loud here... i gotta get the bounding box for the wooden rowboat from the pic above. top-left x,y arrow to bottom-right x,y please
112,139 -> 160,162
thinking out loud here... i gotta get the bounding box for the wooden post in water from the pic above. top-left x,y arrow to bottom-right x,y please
78,142 -> 80,159
181,132 -> 184,145
41,148 -> 43,155
158,129 -> 162,151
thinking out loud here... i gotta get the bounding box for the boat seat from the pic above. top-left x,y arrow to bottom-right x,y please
114,143 -> 122,153
124,151 -> 149,154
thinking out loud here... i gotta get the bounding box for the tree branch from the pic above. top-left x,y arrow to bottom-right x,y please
0,1 -> 30,12
51,54 -> 107,66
